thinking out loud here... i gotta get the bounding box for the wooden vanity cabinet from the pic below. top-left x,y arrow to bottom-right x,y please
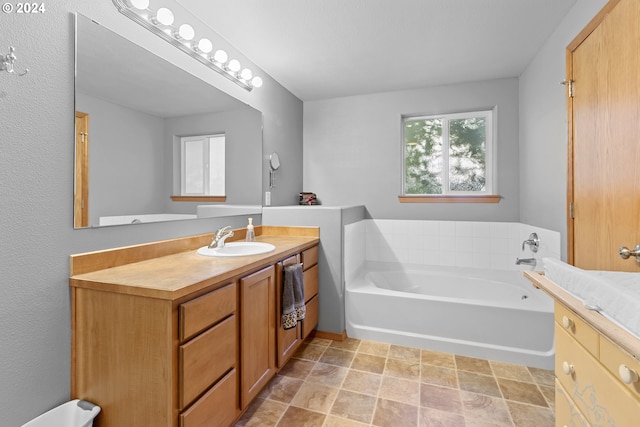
70,230 -> 320,427
239,266 -> 276,408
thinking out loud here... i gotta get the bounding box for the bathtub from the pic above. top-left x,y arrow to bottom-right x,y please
346,262 -> 555,369
98,213 -> 197,226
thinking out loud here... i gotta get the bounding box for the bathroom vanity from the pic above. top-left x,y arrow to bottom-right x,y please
69,226 -> 319,427
524,271 -> 640,426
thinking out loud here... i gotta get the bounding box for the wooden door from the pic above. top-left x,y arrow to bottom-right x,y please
240,265 -> 276,408
568,0 -> 640,271
74,111 -> 89,228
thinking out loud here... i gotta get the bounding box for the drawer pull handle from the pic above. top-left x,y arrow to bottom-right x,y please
562,315 -> 574,329
619,364 -> 639,384
562,361 -> 575,376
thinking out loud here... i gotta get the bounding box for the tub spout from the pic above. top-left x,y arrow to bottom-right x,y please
516,257 -> 536,266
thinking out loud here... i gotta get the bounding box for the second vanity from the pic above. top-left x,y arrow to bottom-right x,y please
69,226 -> 320,427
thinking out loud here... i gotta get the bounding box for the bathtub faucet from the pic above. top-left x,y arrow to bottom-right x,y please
516,257 -> 537,267
209,226 -> 234,248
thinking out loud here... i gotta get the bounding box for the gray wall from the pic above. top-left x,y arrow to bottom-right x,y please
519,0 -> 607,260
1,2 -> 302,425
77,92 -> 167,225
303,78 -> 521,222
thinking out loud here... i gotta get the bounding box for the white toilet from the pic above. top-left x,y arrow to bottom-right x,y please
21,399 -> 101,427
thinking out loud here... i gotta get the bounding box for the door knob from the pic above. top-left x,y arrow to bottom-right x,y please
619,245 -> 640,263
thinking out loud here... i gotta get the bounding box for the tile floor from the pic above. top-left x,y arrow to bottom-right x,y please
234,337 -> 555,427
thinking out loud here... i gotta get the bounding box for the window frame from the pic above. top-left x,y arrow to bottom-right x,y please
400,108 -> 498,202
179,133 -> 226,197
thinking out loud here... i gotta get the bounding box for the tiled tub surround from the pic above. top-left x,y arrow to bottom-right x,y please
345,220 -> 561,369
235,337 -> 555,427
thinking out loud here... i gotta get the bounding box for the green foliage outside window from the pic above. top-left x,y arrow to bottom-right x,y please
404,112 -> 489,195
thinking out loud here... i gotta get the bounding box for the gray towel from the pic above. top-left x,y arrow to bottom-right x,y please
282,263 -> 305,330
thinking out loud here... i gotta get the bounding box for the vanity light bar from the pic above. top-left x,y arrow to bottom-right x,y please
112,0 -> 263,91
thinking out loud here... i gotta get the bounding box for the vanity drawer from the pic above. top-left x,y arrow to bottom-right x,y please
555,302 -> 599,357
303,264 -> 319,303
180,282 -> 236,342
555,379 -> 590,427
600,336 -> 640,401
180,368 -> 238,427
556,325 -> 640,425
302,294 -> 319,339
179,315 -> 237,409
301,246 -> 318,270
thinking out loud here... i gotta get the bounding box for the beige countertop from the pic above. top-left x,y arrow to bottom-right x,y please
69,226 -> 319,300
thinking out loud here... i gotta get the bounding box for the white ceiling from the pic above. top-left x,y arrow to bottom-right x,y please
177,0 -> 577,101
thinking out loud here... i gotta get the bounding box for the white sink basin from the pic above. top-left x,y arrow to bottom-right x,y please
197,242 -> 276,257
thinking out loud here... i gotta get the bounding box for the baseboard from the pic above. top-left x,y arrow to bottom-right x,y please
311,329 -> 348,341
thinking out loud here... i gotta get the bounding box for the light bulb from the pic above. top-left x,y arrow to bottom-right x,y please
251,76 -> 263,88
174,24 -> 195,41
212,49 -> 228,64
227,59 -> 241,72
240,68 -> 253,80
127,0 -> 149,9
195,38 -> 213,54
153,7 -> 174,26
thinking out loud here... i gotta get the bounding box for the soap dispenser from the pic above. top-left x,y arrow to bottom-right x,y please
245,217 -> 255,242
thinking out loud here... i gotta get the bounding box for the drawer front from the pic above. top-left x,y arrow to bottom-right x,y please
302,294 -> 319,339
555,302 -> 599,357
301,246 -> 318,270
556,325 -> 640,425
303,264 -> 319,303
180,315 -> 237,409
555,379 -> 590,427
180,282 -> 236,342
180,369 -> 238,427
600,336 -> 640,401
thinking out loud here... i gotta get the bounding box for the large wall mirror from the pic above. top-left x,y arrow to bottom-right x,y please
74,13 -> 263,228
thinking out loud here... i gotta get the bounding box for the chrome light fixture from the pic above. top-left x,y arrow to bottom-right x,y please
112,0 -> 263,91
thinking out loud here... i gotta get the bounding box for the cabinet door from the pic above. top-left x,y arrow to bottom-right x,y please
276,255 -> 301,368
240,265 -> 276,408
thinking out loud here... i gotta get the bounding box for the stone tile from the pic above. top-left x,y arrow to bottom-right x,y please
319,347 -> 356,368
455,355 -> 494,375
307,362 -> 348,388
323,415 -> 369,427
527,367 -> 555,388
372,397 -> 419,427
497,378 -> 547,407
490,361 -> 534,383
458,371 -> 501,398
235,398 -> 288,427
460,391 -> 513,427
384,358 -> 421,380
351,352 -> 386,374
308,337 -> 332,347
419,383 -> 463,414
330,337 -> 361,351
379,376 -> 420,406
258,375 -> 304,403
279,358 -> 316,380
421,364 -> 458,389
290,382 -> 339,413
358,340 -> 390,357
295,342 -> 328,361
276,406 -> 326,427
506,401 -> 554,427
539,385 -> 555,409
419,407 -> 466,427
330,390 -> 377,424
342,369 -> 382,396
389,344 -> 422,363
421,350 -> 456,369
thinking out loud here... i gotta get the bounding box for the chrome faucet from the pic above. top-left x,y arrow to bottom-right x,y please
516,257 -> 537,267
208,226 -> 234,248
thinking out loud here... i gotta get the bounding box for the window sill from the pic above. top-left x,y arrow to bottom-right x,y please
398,195 -> 501,203
171,196 -> 227,202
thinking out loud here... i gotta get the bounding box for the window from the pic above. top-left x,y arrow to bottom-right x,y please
402,110 -> 495,198
180,134 -> 225,196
